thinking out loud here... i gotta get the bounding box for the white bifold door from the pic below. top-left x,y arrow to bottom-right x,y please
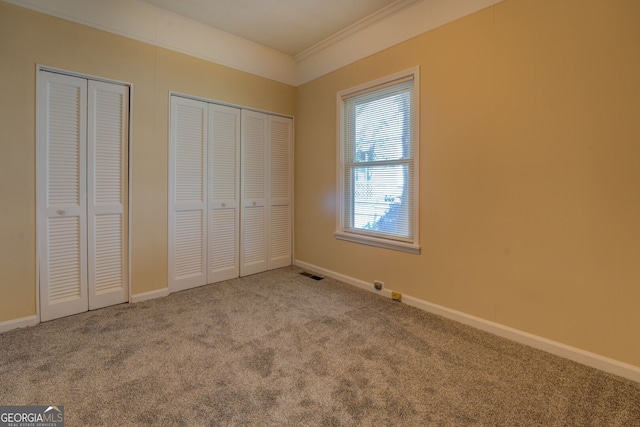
38,71 -> 129,321
169,97 -> 241,292
169,96 -> 292,292
241,110 -> 293,276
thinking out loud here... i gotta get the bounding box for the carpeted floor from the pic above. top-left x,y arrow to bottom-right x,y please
1,266 -> 639,426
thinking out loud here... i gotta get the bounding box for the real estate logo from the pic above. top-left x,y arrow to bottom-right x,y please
0,406 -> 64,427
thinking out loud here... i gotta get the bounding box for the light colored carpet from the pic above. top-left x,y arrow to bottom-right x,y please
1,266 -> 638,426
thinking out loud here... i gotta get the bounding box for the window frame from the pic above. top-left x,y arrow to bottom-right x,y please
335,67 -> 420,254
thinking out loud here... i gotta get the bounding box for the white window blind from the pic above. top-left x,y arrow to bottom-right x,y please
337,68 -> 420,254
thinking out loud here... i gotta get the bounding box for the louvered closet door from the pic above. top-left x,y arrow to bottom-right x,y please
268,115 -> 293,270
87,81 -> 129,309
208,104 -> 240,282
169,97 -> 208,291
240,110 -> 268,276
38,72 -> 88,321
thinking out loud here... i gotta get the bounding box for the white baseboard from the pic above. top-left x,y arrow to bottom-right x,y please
294,259 -> 640,383
295,260 -> 392,299
0,288 -> 170,333
131,287 -> 169,303
0,315 -> 38,333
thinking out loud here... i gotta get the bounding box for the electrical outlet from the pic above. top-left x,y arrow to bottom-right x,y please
391,291 -> 402,301
373,280 -> 384,291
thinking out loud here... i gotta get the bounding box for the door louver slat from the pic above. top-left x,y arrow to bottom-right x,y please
46,216 -> 82,301
93,214 -> 124,293
47,83 -> 82,207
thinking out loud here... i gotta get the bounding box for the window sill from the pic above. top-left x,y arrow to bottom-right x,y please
334,231 -> 421,254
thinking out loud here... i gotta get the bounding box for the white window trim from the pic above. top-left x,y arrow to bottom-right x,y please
335,67 -> 420,254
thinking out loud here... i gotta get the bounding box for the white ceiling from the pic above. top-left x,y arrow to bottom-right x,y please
140,0 -> 418,56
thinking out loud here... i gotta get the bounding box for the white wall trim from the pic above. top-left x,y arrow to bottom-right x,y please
3,0 -> 296,86
294,260 -> 640,383
401,295 -> 640,384
0,315 -> 38,334
294,0 -> 424,62
131,287 -> 169,304
296,260 -> 393,299
295,0 -> 503,85
4,0 -> 502,87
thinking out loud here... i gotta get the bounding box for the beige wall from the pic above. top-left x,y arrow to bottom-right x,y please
295,0 -> 640,367
0,2 -> 295,321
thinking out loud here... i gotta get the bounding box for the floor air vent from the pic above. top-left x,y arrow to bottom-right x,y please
300,272 -> 324,281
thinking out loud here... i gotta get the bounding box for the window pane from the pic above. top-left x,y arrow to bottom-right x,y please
351,164 -> 410,238
354,92 -> 411,162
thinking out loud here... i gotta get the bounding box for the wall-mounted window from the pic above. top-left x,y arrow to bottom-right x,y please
335,67 -> 420,254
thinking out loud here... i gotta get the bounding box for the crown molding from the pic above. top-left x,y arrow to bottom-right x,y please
295,0 -> 504,85
4,0 -> 503,87
2,0 -> 297,86
294,0 -> 424,62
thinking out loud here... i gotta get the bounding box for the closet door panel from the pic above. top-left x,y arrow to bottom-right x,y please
38,71 -> 89,321
87,80 -> 129,309
169,97 -> 208,291
240,110 -> 268,276
208,104 -> 240,282
268,116 -> 293,270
